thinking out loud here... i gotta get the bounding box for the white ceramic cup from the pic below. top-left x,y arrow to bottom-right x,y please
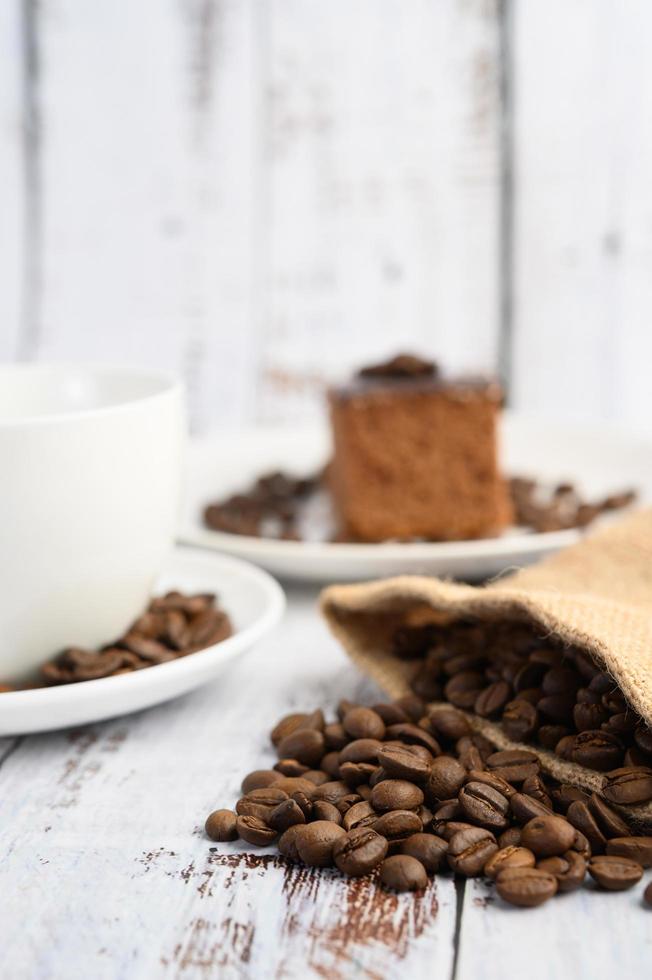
0,364 -> 184,682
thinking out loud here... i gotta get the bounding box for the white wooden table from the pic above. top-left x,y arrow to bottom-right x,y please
1,585 -> 650,979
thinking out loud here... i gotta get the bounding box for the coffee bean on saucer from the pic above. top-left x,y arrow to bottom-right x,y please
205,809 -> 238,842
496,867 -> 558,907
379,855 -> 428,892
588,855 -> 643,891
333,828 -> 388,876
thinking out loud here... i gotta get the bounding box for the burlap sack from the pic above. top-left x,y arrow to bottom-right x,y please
321,509 -> 652,826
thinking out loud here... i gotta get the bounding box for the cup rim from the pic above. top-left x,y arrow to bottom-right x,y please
0,363 -> 183,428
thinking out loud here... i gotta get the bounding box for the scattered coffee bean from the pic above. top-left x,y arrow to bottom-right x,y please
276,728 -> 325,768
312,801 -> 342,825
566,801 -> 607,854
287,821 -> 346,867
379,854 -> 428,892
588,855 -> 643,891
377,744 -> 432,783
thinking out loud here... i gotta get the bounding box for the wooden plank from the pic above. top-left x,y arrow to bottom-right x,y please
0,0 -> 25,360
511,0 -> 652,434
36,0 -> 258,432
457,874 -> 652,980
0,592 -> 457,979
258,0 -> 502,421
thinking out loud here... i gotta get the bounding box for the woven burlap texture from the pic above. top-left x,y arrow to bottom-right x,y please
320,509 -> 652,825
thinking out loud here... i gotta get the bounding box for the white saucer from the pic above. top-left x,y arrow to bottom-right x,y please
179,415 -> 652,582
0,548 -> 285,736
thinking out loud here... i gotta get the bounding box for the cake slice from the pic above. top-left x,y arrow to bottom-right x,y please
327,354 -> 512,542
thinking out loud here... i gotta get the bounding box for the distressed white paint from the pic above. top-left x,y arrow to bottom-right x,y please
512,0 -> 652,435
0,0 -> 24,361
1,589 -> 649,979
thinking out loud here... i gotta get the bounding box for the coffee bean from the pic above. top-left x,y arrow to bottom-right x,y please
333,828 -> 388,876
312,801 -> 342,824
555,735 -> 576,760
447,827 -> 498,876
337,699 -> 359,720
432,799 -> 462,823
290,821 -> 346,867
379,854 -> 428,892
475,681 -> 511,718
427,756 -> 467,801
236,787 -> 289,821
336,793 -> 362,815
537,694 -> 575,726
205,809 -> 238,842
303,770 -> 330,786
573,702 -> 608,732
291,791 -> 314,819
339,762 -> 377,788
588,855 -> 643,891
570,731 -> 623,771
370,779 -> 424,813
514,662 -> 546,692
372,703 -> 410,725
323,722 -> 349,750
342,707 -> 386,741
342,800 -> 376,831
634,724 -> 652,756
458,781 -> 509,830
428,705 -> 471,741
274,759 -> 309,777
601,767 -> 652,805
376,744 -> 432,783
509,792 -> 552,825
588,793 -> 631,839
486,750 -> 540,784
400,833 -> 448,873
372,810 -> 423,844
571,829 -> 592,860
278,824 -> 302,861
394,695 -> 427,722
312,781 -> 351,805
542,666 -> 582,697
498,827 -> 522,848
466,770 -> 516,799
537,851 -> 586,892
550,784 -> 589,813
385,724 -> 441,755
502,699 -> 539,741
483,846 -> 536,880
240,770 -> 282,794
434,820 -> 475,842
644,881 -> 652,908
496,867 -> 558,907
271,712 -> 308,746
538,725 -> 571,751
566,800 -> 606,854
268,798 -> 306,832
236,815 -> 277,846
520,815 -> 576,857
444,672 -> 485,709
521,774 -> 552,810
605,837 -> 652,868
276,728 -> 325,767
339,739 -> 384,764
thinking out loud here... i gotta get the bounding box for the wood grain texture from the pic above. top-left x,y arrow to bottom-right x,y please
0,0 -> 25,361
1,589 -> 650,979
511,0 -> 652,434
259,0 -> 502,421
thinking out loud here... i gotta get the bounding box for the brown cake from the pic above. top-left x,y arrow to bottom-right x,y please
327,354 -> 512,542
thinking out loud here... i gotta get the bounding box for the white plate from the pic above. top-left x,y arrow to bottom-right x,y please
179,415 -> 652,582
0,548 -> 285,736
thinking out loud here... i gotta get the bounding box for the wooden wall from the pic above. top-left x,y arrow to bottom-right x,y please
1,1 -> 651,435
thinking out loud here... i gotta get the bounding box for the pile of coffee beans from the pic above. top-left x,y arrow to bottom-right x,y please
509,477 -> 635,533
204,696 -> 652,908
402,619 -> 652,779
0,592 -> 232,691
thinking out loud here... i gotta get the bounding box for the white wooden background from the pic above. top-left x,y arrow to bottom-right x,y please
2,0 -> 652,435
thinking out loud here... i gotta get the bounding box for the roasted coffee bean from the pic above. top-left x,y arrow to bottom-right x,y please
634,724 -> 652,756
303,770 -> 329,786
486,750 -> 540,784
576,687 -> 602,705
427,705 -> 471,741
411,669 -> 443,701
241,770 -> 282,794
291,791 -> 314,818
276,729 -> 325,768
588,672 -> 613,695
342,801 -> 376,832
565,801 -> 606,854
466,770 -> 516,800
588,855 -> 643,891
274,759 -> 309,777
520,815 -> 576,857
514,662 -> 546,693
573,702 -> 609,732
602,691 -> 627,715
605,837 -> 652,868
205,809 -> 238,842
571,829 -> 592,860
376,744 -> 432,783
268,799 -> 306,832
644,881 -> 652,908
624,747 -> 652,768
385,724 -> 441,755
516,687 -> 543,707
321,752 -> 342,778
417,804 -> 434,828
537,694 -> 575,726
474,681 -> 512,718
602,712 -> 637,738
336,699 -> 359,720
380,854 -> 428,892
323,723 -> 349,750
312,801 -> 342,824
289,821 -> 346,867
372,810 -> 423,844
447,827 -> 498,876
339,739 -> 384,765
427,757 -> 467,801
498,827 -> 522,848
342,707 -> 386,741
433,820 -> 474,842
509,792 -> 552,825
236,788 -> 289,821
372,703 -> 410,725
444,672 -> 485,709
336,793 -> 362,814
537,851 -> 586,892
236,815 -> 277,846
313,781 -> 351,805
369,766 -> 389,788
502,700 -> 539,742
278,824 -> 302,861
570,731 -> 624,772
370,780 -> 424,813
588,793 -> 631,839
340,762 -> 377,788
458,781 -> 509,830
538,725 -> 571,751
271,712 -> 308,746
550,784 -> 589,813
484,846 -> 535,880
456,741 -> 483,771
442,652 -> 487,676
391,694 -> 427,722
554,735 -> 576,760
400,833 -> 448,874
521,774 -> 552,810
333,828 -> 388,876
496,867 -> 558,907
358,784 -> 373,802
432,801 -> 463,822
601,767 -> 652,805
542,666 -> 582,697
